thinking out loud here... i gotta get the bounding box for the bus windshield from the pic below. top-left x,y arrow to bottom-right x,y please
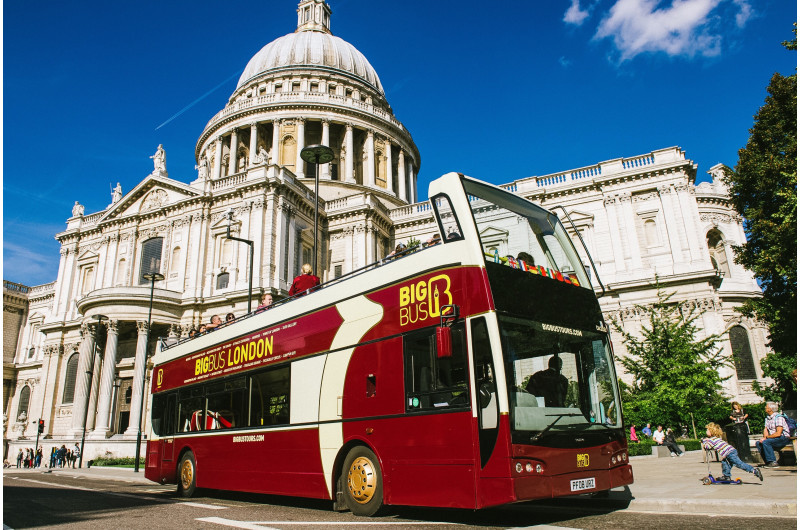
458,178 -> 591,289
500,314 -> 621,443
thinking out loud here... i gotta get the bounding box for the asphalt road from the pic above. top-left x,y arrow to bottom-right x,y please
4,470 -> 796,529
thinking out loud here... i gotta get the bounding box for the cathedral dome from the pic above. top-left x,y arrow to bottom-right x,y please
235,0 -> 383,95
237,31 -> 384,96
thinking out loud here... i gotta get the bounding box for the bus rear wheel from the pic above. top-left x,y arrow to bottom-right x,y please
342,446 -> 383,516
178,451 -> 197,498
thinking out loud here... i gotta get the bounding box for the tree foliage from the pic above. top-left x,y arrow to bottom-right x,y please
613,285 -> 731,431
724,30 -> 797,403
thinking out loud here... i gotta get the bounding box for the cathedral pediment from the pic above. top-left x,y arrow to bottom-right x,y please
97,176 -> 200,223
562,209 -> 594,228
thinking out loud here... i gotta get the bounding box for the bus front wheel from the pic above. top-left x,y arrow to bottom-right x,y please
342,446 -> 383,516
178,451 -> 197,498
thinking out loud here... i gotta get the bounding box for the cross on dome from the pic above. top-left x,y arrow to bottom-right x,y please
296,0 -> 332,34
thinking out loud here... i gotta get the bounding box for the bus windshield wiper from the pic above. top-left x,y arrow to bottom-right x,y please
531,412 -> 585,443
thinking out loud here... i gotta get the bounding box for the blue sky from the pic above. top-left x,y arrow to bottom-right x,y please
3,0 -> 795,286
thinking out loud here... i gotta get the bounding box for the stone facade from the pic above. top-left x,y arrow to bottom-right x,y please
4,1 -> 768,461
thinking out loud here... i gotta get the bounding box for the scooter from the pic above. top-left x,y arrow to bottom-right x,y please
701,459 -> 741,485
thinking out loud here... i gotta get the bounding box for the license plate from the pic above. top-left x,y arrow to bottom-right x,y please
570,477 -> 596,492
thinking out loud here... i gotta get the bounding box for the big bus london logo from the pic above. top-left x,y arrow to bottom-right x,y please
399,273 -> 452,327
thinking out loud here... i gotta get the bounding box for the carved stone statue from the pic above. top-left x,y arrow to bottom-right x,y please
111,182 -> 123,204
150,144 -> 167,174
195,156 -> 209,179
257,146 -> 269,164
72,201 -> 85,217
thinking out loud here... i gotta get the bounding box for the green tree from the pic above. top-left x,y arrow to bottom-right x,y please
613,285 -> 731,431
724,30 -> 797,403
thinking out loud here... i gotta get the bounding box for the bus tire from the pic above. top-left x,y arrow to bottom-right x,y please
342,446 -> 383,516
177,451 -> 197,498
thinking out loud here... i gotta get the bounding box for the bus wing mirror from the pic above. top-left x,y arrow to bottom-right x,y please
436,326 -> 452,358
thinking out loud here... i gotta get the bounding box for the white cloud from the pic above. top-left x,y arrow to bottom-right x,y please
593,0 -> 752,61
564,0 -> 591,26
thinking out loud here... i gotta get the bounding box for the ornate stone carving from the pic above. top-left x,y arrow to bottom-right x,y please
136,320 -> 149,334
141,189 -> 168,212
72,201 -> 85,217
700,212 -> 740,224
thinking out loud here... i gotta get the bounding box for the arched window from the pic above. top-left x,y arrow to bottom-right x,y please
281,136 -> 296,170
729,326 -> 757,380
644,219 -> 658,247
707,230 -> 730,277
217,272 -> 230,289
81,267 -> 95,295
62,353 -> 80,404
17,386 -> 30,421
115,258 -> 127,286
170,247 -> 182,274
139,237 -> 164,284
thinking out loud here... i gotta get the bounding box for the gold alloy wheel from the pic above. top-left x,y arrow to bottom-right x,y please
180,458 -> 194,490
347,456 -> 376,504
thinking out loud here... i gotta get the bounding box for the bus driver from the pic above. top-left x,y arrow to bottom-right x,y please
526,356 -> 568,407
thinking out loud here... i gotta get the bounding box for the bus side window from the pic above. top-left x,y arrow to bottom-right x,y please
471,317 -> 499,468
178,386 -> 204,432
249,366 -> 290,427
206,378 -> 247,430
404,323 -> 468,412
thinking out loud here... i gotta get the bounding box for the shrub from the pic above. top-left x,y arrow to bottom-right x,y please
626,439 -> 702,456
90,457 -> 144,467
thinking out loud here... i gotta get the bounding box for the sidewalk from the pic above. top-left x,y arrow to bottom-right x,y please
5,452 -> 797,517
581,450 -> 797,517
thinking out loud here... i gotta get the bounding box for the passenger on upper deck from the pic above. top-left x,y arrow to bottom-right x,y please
288,264 -> 320,297
225,313 -> 235,323
386,242 -> 407,259
257,293 -> 273,310
206,315 -> 222,330
424,233 -> 441,247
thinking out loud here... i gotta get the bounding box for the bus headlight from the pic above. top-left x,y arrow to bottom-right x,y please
525,463 -> 533,473
515,462 -> 523,473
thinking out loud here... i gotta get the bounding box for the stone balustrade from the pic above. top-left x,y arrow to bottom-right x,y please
203,91 -> 407,134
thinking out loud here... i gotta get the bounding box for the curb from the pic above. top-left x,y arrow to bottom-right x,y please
625,497 -> 797,517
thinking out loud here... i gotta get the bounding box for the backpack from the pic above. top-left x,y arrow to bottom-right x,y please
778,413 -> 797,437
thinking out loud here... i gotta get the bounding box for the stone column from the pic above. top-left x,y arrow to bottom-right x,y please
408,163 -> 417,203
85,343 -> 102,431
70,323 -> 95,435
398,150 -> 407,202
213,137 -> 223,180
345,125 -> 355,183
366,130 -> 375,188
125,320 -> 149,436
603,196 -> 626,273
320,120 -> 330,179
271,121 -> 281,165
658,185 -> 684,264
91,320 -> 119,438
248,123 -> 258,167
228,129 -> 238,176
619,193 -> 643,270
295,118 -> 306,178
675,184 -> 705,264
385,140 -> 394,195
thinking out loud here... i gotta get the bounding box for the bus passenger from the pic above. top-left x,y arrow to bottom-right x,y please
424,233 -> 441,247
257,293 -> 273,310
517,251 -> 535,268
207,315 -> 222,329
225,313 -> 235,323
188,327 -> 198,338
288,264 -> 320,297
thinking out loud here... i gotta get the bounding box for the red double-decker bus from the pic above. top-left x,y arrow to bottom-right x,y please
145,172 -> 632,515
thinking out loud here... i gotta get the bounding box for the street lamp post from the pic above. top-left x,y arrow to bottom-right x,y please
134,272 -> 164,472
79,314 -> 108,468
225,209 -> 255,313
300,145 -> 334,276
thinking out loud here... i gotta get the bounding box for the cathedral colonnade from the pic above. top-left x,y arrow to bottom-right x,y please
198,117 -> 417,204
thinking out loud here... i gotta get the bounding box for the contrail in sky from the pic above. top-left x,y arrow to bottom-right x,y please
155,69 -> 243,130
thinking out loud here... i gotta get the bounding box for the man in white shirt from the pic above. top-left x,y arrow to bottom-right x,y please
757,402 -> 791,467
652,425 -> 666,445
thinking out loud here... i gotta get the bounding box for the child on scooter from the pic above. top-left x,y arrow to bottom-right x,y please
701,422 -> 763,482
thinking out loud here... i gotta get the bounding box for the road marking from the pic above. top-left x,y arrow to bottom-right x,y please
197,518 -> 461,528
13,478 -> 226,510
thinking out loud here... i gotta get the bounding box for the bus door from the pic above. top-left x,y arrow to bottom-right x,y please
159,393 -> 177,480
469,316 -> 508,508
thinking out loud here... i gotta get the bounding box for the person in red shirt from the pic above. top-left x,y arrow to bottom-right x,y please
288,263 -> 320,297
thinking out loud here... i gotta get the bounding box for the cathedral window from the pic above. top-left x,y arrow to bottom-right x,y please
729,325 -> 757,380
216,272 -> 230,289
115,258 -> 127,286
644,219 -> 658,247
80,266 -> 95,295
62,353 -> 79,404
170,247 -> 182,277
139,237 -> 164,284
17,386 -> 31,420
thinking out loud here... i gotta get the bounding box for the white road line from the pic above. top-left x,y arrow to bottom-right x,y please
180,502 -> 229,510
197,518 -> 461,528
14,478 -> 226,510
